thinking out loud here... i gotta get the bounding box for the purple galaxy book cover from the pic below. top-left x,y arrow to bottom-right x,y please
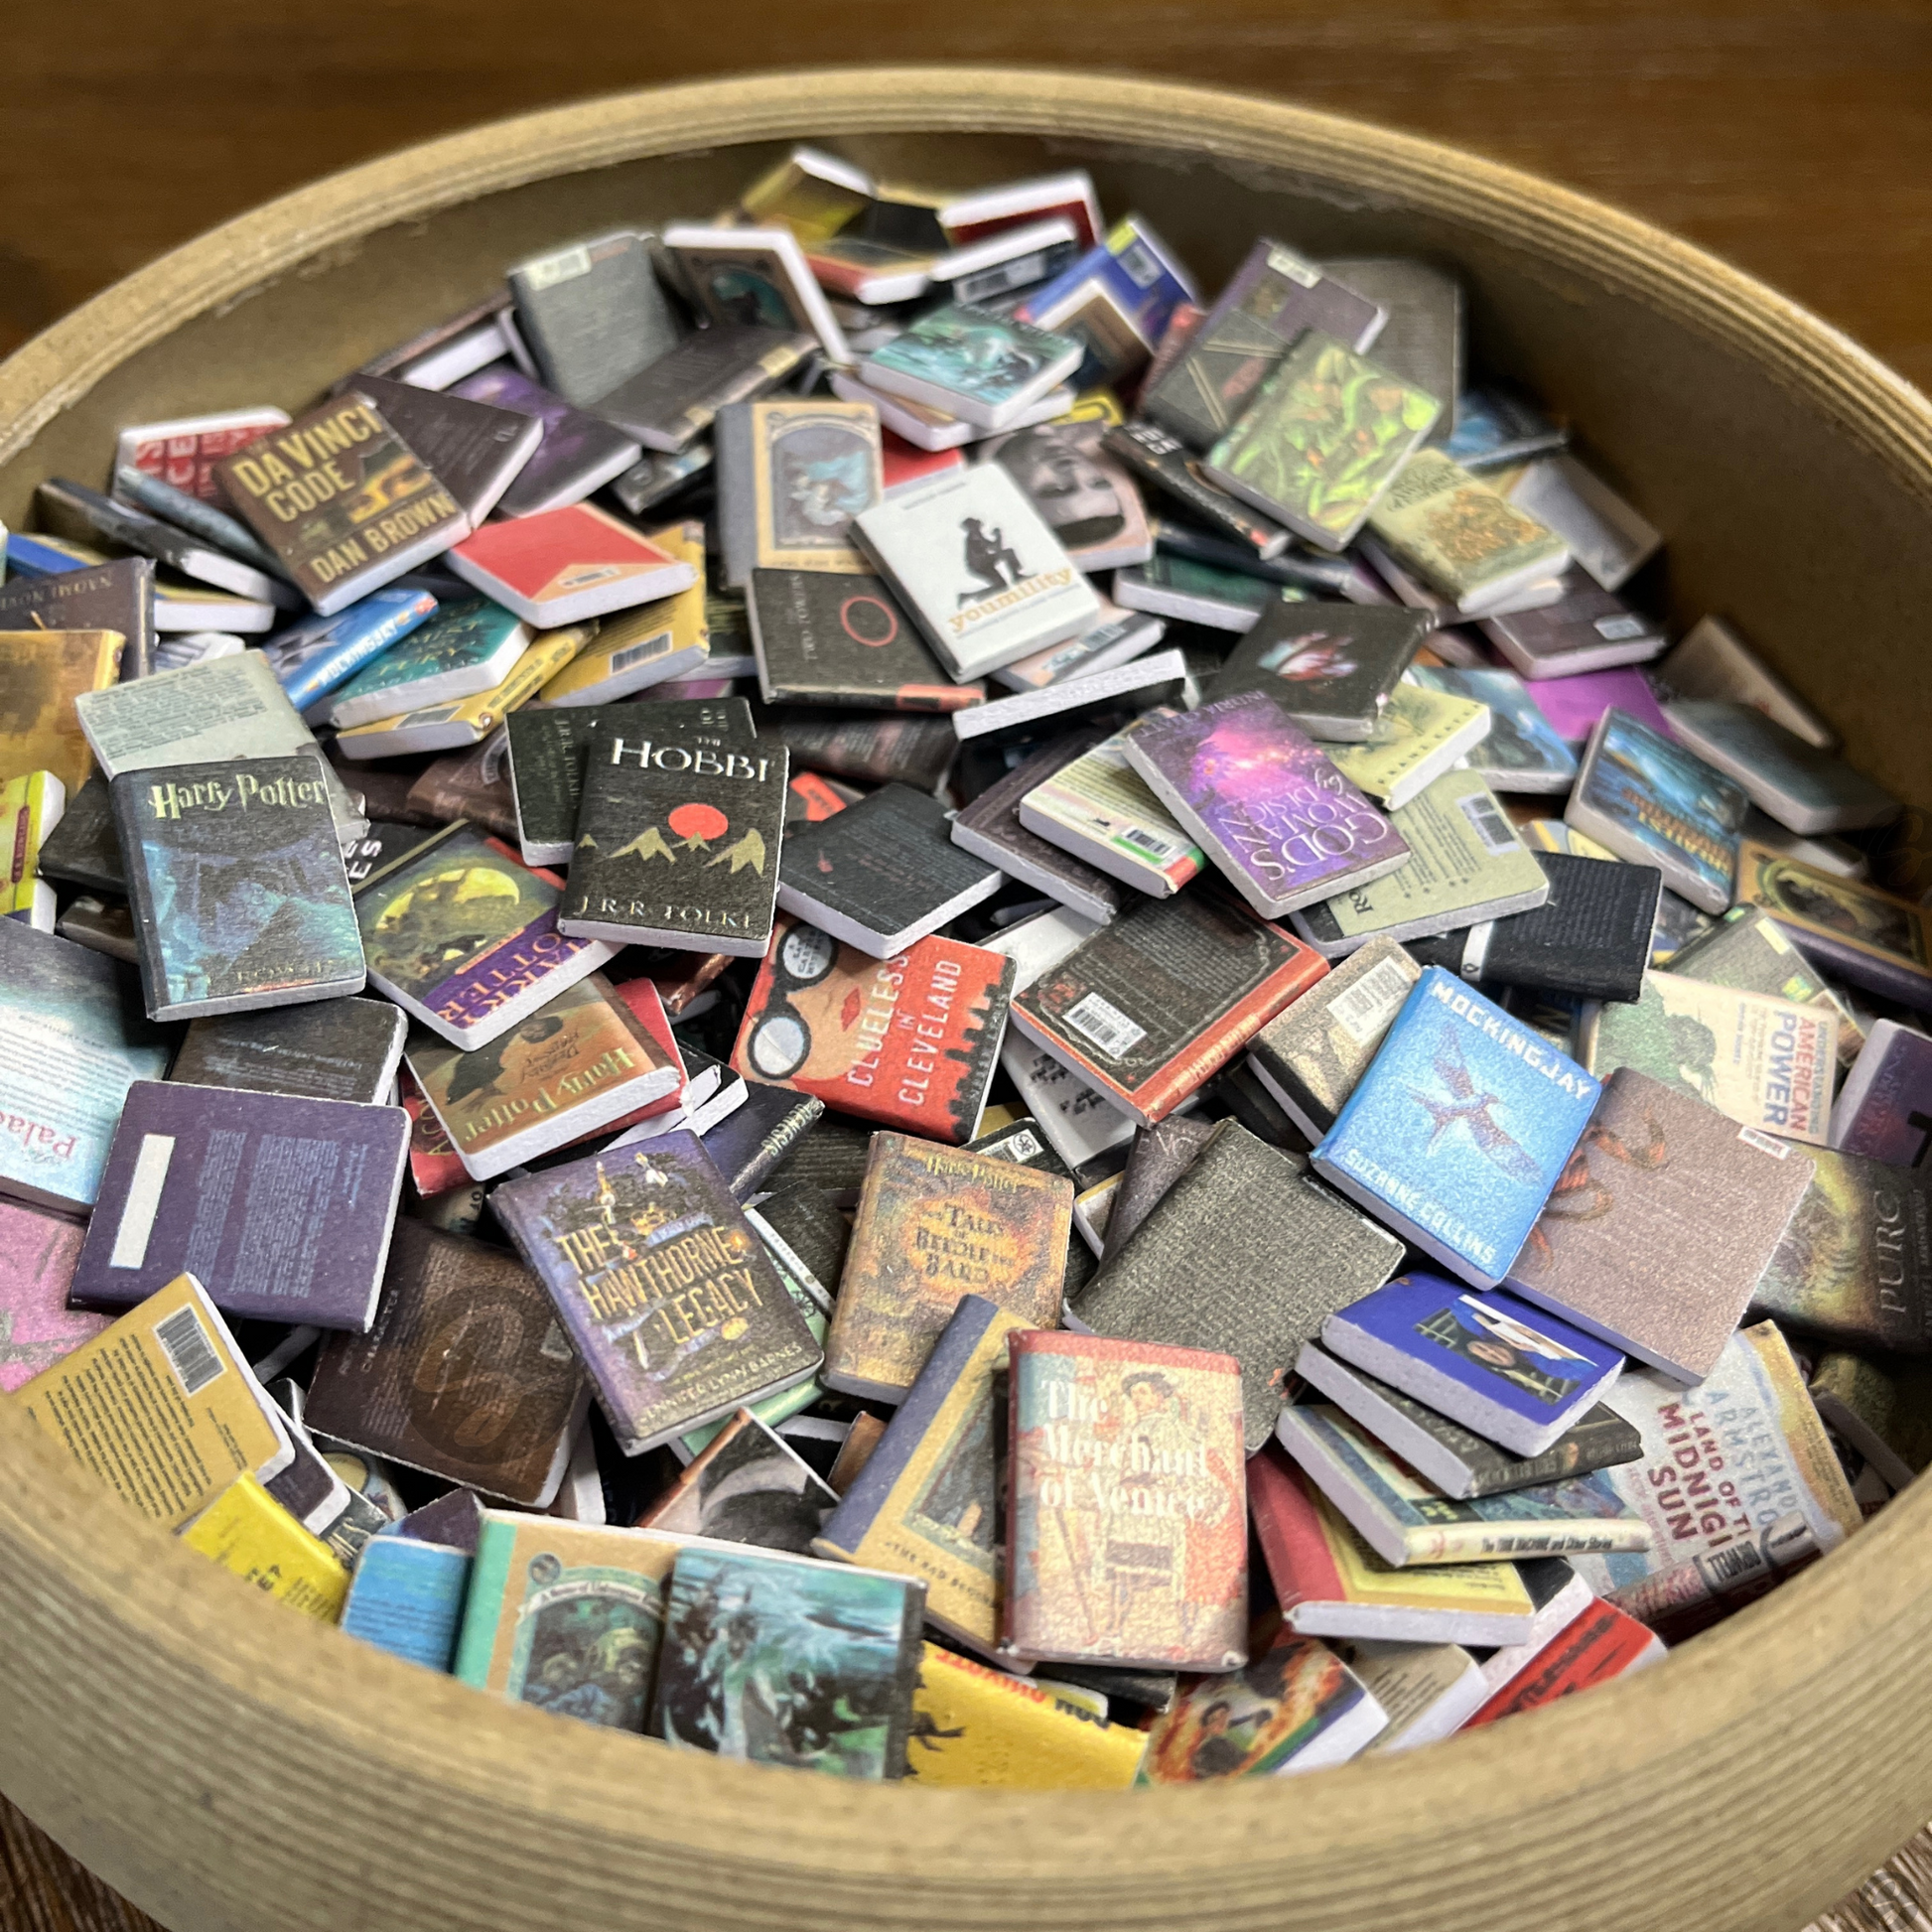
0,1198 -> 103,1393
69,1080 -> 411,1330
1128,689 -> 1409,915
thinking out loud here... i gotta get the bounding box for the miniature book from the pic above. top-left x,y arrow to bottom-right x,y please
760,708 -> 958,792
1016,719 -> 1205,899
1504,454 -> 1660,592
1100,1113 -> 1216,1266
1325,681 -> 1492,812
636,1408 -> 837,1554
951,643 -> 1186,745
1102,419 -> 1290,558
825,1134 -> 1070,1402
449,363 -> 642,515
0,627 -> 122,795
324,597 -> 529,731
860,303 -> 1081,428
341,1536 -> 471,1672
815,1294 -> 1035,1654
1005,1329 -> 1249,1671
37,476 -> 292,608
1480,581 -> 1667,680
663,222 -> 852,362
1012,214 -> 1194,386
1365,450 -> 1569,614
1113,554 -> 1284,632
1010,889 -> 1327,1126
1313,966 -> 1601,1289
490,1132 -> 823,1456
447,501 -> 697,628
1409,665 -> 1580,794
715,398 -> 883,586
1441,387 -> 1567,472
346,373 -> 542,529
650,1540 -> 924,1777
1832,1020 -> 1932,1165
261,588 -> 437,714
354,825 -> 616,1050
732,917 -> 1015,1144
984,414 -> 1152,574
1245,935 -> 1421,1140
1664,698 -> 1897,835
507,228 -> 683,406
1207,603 -> 1431,742
118,404 -> 290,500
454,1514 -> 680,1728
559,711 -> 785,957
1655,614 -> 1835,749
0,555 -> 154,685
1345,1637 -> 1488,1754
0,768 -> 64,929
1463,1600 -> 1664,1725
14,1272 -> 293,1529
1248,1446 -> 1536,1645
992,596 -> 1164,695
303,1218 -> 587,1506
748,569 -> 974,712
594,324 -> 814,454
1322,1275 -> 1623,1457
0,1198 -> 104,1393
169,997 -> 404,1106
1319,255 -> 1461,429
1671,906 -> 1863,1065
776,781 -> 1003,957
1079,1121 -> 1402,1449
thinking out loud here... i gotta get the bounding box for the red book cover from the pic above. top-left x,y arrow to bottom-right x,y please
880,433 -> 965,498
731,914 -> 1015,1144
399,1066 -> 468,1199
786,770 -> 854,823
450,502 -> 692,607
1462,1601 -> 1664,1726
1249,1443 -> 1346,1612
605,975 -> 688,1125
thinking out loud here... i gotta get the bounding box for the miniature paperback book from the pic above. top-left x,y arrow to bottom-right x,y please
0,627 -> 122,796
1207,602 -> 1431,742
325,598 -> 529,732
1325,681 -> 1492,813
748,570 -> 976,712
1016,720 -> 1204,899
449,364 -> 642,516
716,398 -> 883,586
0,1200 -> 102,1394
343,1538 -> 471,1673
346,373 -> 542,529
447,502 -> 698,629
260,588 -> 437,714
636,1408 -> 836,1554
1409,666 -> 1579,795
1832,1019 -> 1932,1165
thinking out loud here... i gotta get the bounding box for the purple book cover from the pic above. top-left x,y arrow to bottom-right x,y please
0,1198 -> 103,1393
1833,1020 -> 1932,1167
69,1081 -> 411,1331
1529,669 -> 1674,747
1125,689 -> 1409,916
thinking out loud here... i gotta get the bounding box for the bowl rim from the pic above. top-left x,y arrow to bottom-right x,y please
3,64 -> 1930,1932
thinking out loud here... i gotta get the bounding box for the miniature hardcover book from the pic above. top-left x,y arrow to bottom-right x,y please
1207,603 -> 1431,742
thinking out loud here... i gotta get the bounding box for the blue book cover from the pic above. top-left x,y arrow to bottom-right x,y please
1313,967 -> 1600,1288
262,586 -> 437,712
325,596 -> 526,729
1017,216 -> 1196,382
341,1536 -> 471,1672
1321,1273 -> 1623,1457
1410,666 -> 1579,793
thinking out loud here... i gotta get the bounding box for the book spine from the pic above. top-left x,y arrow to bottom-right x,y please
715,407 -> 757,590
1247,1449 -> 1344,1615
1463,1410 -> 1640,1498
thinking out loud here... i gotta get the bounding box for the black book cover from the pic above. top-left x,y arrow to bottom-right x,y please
1102,420 -> 1288,559
1207,602 -> 1433,741
967,1115 -> 1078,1185
949,728 -> 1123,925
169,996 -> 406,1104
750,1181 -> 852,1291
759,707 -> 958,791
1079,1120 -> 1403,1449
1470,852 -> 1661,1003
593,325 -> 813,453
776,781 -> 1003,951
1100,1114 -> 1216,1265
0,554 -> 155,682
559,710 -> 786,955
350,373 -> 542,527
36,774 -> 124,892
1213,1057 -> 1312,1153
35,477 -> 286,603
338,819 -> 448,894
699,1080 -> 826,1199
767,1116 -> 875,1206
748,568 -> 968,711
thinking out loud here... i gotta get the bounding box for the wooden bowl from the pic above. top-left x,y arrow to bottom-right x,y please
2,68 -> 1929,1932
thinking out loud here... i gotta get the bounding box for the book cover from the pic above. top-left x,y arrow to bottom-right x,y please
508,228 -> 682,407
1560,1320 -> 1863,1597
760,707 -> 958,791
181,1471 -> 349,1623
814,1294 -> 1035,1654
0,627 -> 122,795
0,556 -> 152,685
984,415 -> 1153,574
1207,603 -> 1431,742
36,476 -> 292,607
355,826 -> 615,1049
347,372 -> 543,528
1276,1402 -> 1651,1567
1124,690 -> 1410,917
1481,581 -> 1668,680
1345,1637 -> 1488,1755
717,398 -> 882,585
0,767 -> 63,927
731,916 -> 1014,1145
1144,237 -> 1385,449
1314,967 -> 1601,1289
747,568 -> 975,712
1325,682 -> 1492,813
447,502 -> 696,629
593,324 -> 813,454
1731,841 -> 1932,1012
1529,666 -> 1675,748
1016,719 -> 1204,899
905,1643 -> 1147,1788
1289,769 -> 1551,957
304,1217 -> 587,1505
1452,852 -> 1660,1005
1248,1447 -> 1537,1646
635,1407 -> 837,1554
118,405 -> 291,502
650,1540 -> 923,1776
1140,1631 -> 1385,1781
559,713 -> 785,958
1112,553 -> 1283,632
260,587 -> 438,714
1505,454 -> 1660,593
1441,387 -> 1567,473
1749,1147 -> 1932,1353
489,1132 -> 822,1455
852,464 -> 1103,680
825,1134 -> 1070,1402
1461,1601 -> 1664,1725
610,443 -> 714,520
454,1514 -> 679,1727
1832,1020 -> 1932,1166
113,756 -> 364,1021
449,363 -> 642,516
71,1079 -> 409,1329
1079,1121 -> 1402,1449
993,596 -> 1164,696
0,1197 -> 103,1393
1656,614 -> 1835,749
215,396 -> 467,615
696,1081 -> 825,1201
1364,449 -> 1569,612
406,974 -> 682,1180
1010,890 -> 1327,1126
14,1272 -> 292,1530
1005,1329 -> 1249,1670
1673,906 -> 1863,1066
341,1536 -> 471,1672
1582,972 -> 1836,1145
538,527 -> 711,709
332,627 -> 592,758
1204,332 -> 1441,552
999,1036 -> 1137,1176
861,303 -> 1081,428
1323,1274 -> 1624,1457
1409,665 -> 1581,794
325,597 -> 528,731
1246,934 -> 1421,1140
1101,419 -> 1289,559
0,920 -> 174,1211
1013,215 -> 1195,386
1567,707 -> 1747,914
664,222 -> 849,362
1100,1114 -> 1216,1266
1319,256 -> 1461,427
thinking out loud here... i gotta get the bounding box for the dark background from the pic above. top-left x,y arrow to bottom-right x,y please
1,4 -> 1927,1926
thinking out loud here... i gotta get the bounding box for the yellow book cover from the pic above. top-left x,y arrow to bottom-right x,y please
0,629 -> 123,794
538,522 -> 708,704
0,768 -> 65,922
746,402 -> 881,575
1318,1489 -> 1533,1614
336,622 -> 590,752
1327,682 -> 1491,809
1365,448 -> 1569,607
14,1273 -> 291,1530
905,1642 -> 1146,1788
182,1471 -> 348,1622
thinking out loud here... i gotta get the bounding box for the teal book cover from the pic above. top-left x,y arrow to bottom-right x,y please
327,596 -> 527,729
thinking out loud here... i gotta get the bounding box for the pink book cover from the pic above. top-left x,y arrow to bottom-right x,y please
1529,669 -> 1674,747
0,1198 -> 102,1393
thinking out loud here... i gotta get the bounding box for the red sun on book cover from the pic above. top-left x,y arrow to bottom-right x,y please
731,915 -> 1016,1143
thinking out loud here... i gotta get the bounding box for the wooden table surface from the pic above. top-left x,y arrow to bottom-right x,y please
1,5 -> 1928,1928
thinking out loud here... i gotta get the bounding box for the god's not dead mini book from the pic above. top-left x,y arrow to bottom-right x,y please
489,1132 -> 824,1456
823,1133 -> 1071,1403
1004,1329 -> 1249,1672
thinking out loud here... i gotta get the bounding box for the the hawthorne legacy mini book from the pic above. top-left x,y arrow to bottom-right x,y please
490,1132 -> 824,1456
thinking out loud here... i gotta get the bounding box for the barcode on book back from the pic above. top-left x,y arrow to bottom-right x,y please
1326,955 -> 1416,1046
1061,992 -> 1148,1060
609,634 -> 672,676
154,1304 -> 224,1397
1115,824 -> 1187,863
1456,790 -> 1520,856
